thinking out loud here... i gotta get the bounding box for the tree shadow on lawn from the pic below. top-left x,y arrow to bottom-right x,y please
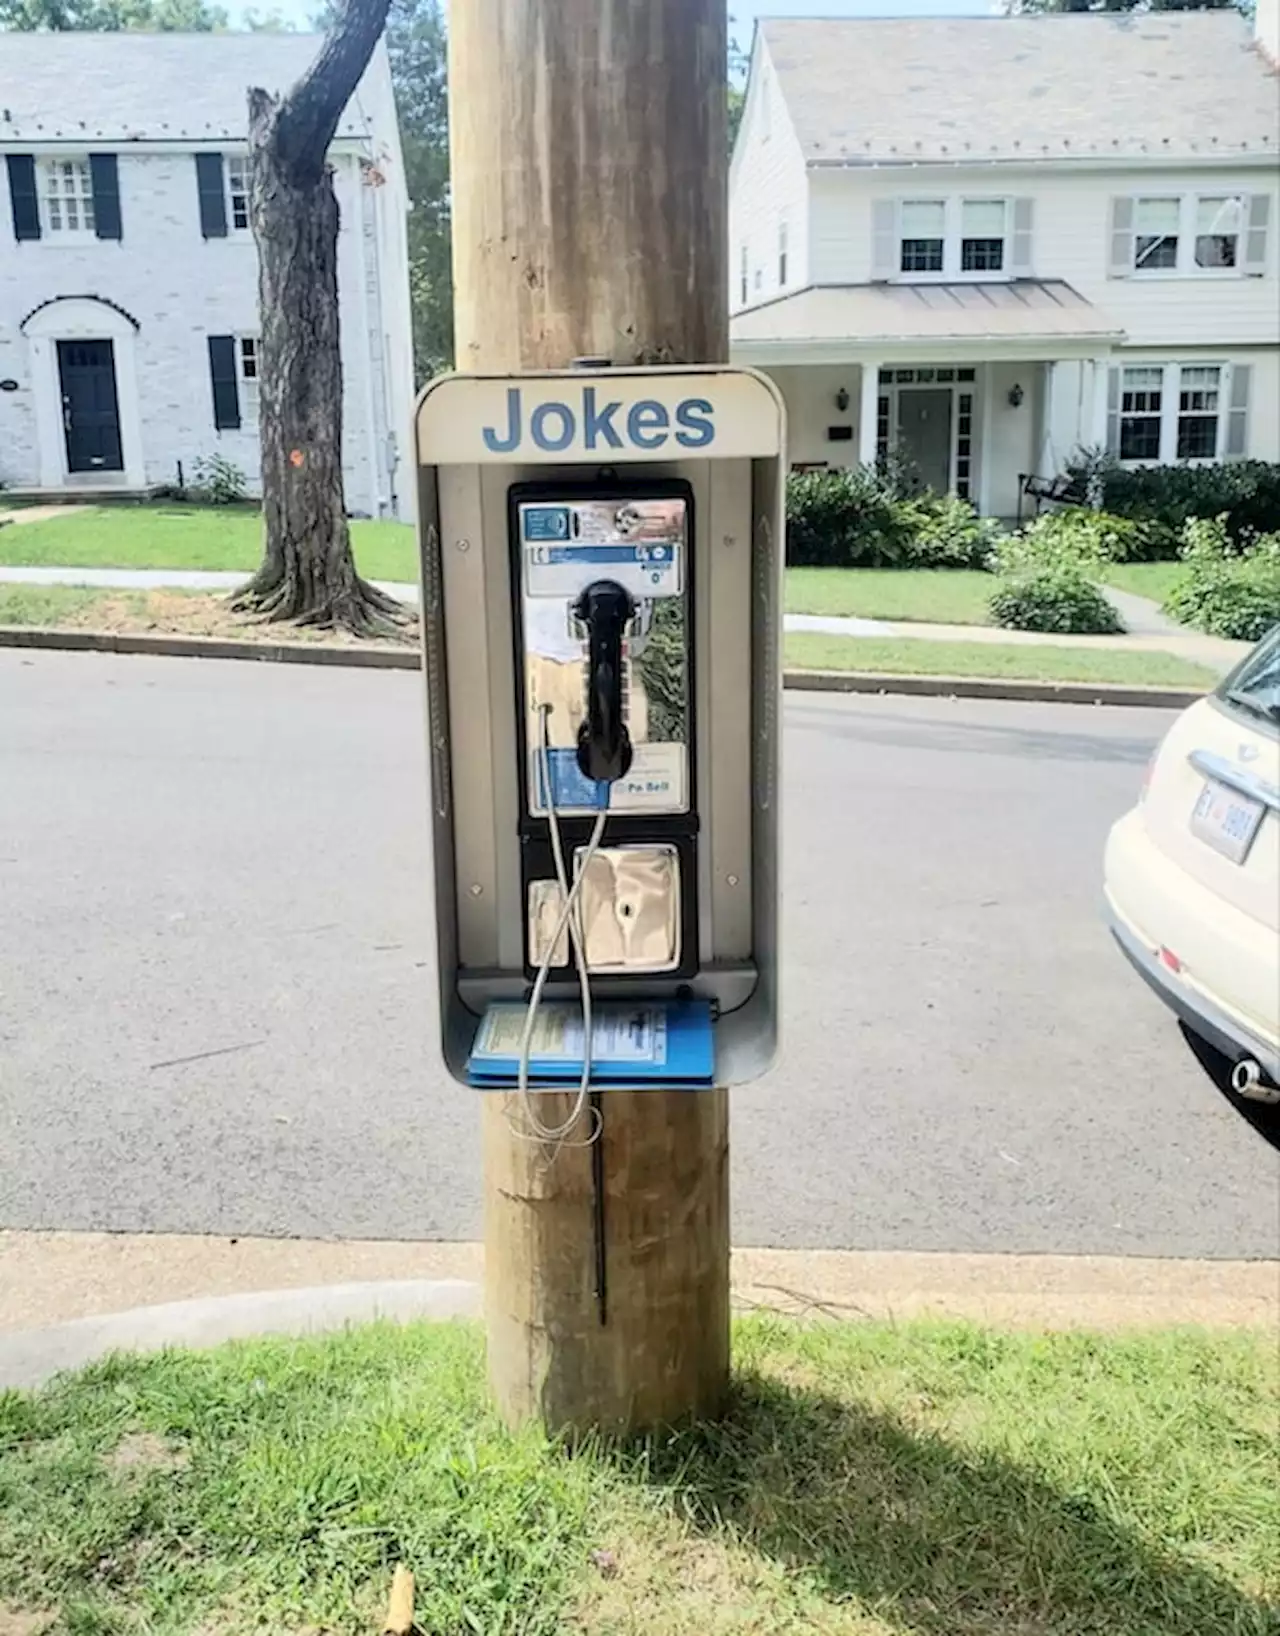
625,1374 -> 1274,1636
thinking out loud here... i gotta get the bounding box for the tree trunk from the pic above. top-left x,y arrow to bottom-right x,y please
235,0 -> 405,637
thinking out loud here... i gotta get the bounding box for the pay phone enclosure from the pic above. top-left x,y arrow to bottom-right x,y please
511,480 -> 698,983
414,365 -> 785,1089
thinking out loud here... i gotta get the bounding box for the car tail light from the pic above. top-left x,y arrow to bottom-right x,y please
1159,946 -> 1182,974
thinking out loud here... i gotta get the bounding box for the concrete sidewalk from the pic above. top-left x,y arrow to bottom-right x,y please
2,1229 -> 1276,1390
0,564 -> 1248,674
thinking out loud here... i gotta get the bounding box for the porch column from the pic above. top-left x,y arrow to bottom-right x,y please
1088,356 -> 1111,455
858,360 -> 880,467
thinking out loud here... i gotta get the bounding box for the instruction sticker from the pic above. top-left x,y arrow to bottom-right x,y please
471,1003 -> 669,1067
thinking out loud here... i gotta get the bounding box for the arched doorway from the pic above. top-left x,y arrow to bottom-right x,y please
19,295 -> 144,489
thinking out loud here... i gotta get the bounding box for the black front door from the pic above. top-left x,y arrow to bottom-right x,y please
57,339 -> 123,473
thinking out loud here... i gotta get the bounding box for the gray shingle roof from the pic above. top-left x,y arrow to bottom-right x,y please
0,31 -> 374,143
761,14 -> 1279,165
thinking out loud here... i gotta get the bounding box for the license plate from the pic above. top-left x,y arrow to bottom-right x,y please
1190,778 -> 1265,864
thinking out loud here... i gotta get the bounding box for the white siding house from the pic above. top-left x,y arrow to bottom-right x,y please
0,32 -> 415,520
729,11 -> 1280,519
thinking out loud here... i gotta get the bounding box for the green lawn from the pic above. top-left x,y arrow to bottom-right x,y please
786,566 -> 994,625
0,585 -> 107,626
1,1318 -> 1274,1636
785,633 -> 1215,689
1103,561 -> 1186,605
0,503 -> 418,583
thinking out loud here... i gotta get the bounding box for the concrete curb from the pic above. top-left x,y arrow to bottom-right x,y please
1,624 -> 1204,708
4,1230 -> 1277,1390
783,668 -> 1204,710
0,624 -> 419,669
0,1279 -> 480,1391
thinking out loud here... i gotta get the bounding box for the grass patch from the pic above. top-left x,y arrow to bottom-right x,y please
1,1318 -> 1275,1636
0,504 -> 417,584
0,586 -> 106,627
1103,561 -> 1186,605
785,633 -> 1215,689
0,586 -> 416,647
786,567 -> 994,626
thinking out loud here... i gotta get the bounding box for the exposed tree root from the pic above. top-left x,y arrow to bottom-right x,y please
230,570 -> 414,640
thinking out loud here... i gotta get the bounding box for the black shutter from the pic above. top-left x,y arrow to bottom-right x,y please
208,335 -> 241,430
90,153 -> 122,241
6,154 -> 41,241
196,153 -> 227,239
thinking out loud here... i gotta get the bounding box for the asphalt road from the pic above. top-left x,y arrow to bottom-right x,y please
2,649 -> 1276,1258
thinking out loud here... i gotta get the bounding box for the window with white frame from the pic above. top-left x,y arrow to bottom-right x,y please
40,159 -> 95,235
739,243 -> 748,306
1176,365 -> 1221,459
1194,196 -> 1241,270
900,199 -> 945,273
1134,197 -> 1179,270
226,156 -> 250,232
892,198 -> 1018,278
960,198 -> 1006,272
1116,363 -> 1232,462
238,336 -> 260,418
1119,366 -> 1164,461
778,218 -> 789,287
1120,194 -> 1257,276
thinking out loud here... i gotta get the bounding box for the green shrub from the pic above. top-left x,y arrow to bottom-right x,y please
988,509 -> 1125,634
898,494 -> 1003,570
989,569 -> 1123,635
1067,451 -> 1280,558
996,509 -> 1136,577
785,469 -> 998,569
191,453 -> 249,506
1162,515 -> 1280,642
785,467 -> 914,567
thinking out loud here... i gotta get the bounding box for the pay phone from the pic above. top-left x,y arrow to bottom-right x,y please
514,482 -> 698,985
414,366 -> 784,1094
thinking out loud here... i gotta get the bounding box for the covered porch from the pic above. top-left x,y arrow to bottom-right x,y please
729,280 -> 1124,520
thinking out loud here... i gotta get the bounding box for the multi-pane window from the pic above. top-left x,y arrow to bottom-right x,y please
1134,197 -> 1180,270
778,219 -> 789,287
954,391 -> 974,501
1119,366 -> 1163,461
41,159 -> 95,234
1194,196 -> 1241,269
226,156 -> 250,232
961,199 -> 1005,272
900,200 -> 945,273
1176,365 -> 1221,459
238,336 -> 260,418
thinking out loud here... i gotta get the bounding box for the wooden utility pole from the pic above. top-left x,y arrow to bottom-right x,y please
449,0 -> 730,1435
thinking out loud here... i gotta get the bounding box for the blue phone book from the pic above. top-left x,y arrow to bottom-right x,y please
467,998 -> 715,1089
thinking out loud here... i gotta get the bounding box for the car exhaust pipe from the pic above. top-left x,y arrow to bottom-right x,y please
1231,1058 -> 1280,1104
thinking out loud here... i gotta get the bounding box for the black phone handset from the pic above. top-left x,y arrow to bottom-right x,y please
574,580 -> 634,785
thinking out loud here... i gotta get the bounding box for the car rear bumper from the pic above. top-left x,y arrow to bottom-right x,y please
1106,904 -> 1280,1085
1107,911 -> 1280,1082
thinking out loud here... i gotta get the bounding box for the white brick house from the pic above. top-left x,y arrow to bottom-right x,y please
729,10 -> 1280,518
0,31 -> 414,520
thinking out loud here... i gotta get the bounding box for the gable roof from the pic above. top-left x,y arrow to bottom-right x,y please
0,31 -> 382,145
760,13 -> 1278,166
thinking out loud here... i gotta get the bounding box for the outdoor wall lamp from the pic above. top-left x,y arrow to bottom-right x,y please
834,387 -> 850,412
1007,383 -> 1025,408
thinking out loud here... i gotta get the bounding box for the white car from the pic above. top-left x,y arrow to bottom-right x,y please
1105,625 -> 1280,1102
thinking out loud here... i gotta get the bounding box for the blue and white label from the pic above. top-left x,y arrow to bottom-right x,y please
530,741 -> 687,817
520,499 -> 685,600
483,386 -> 715,455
